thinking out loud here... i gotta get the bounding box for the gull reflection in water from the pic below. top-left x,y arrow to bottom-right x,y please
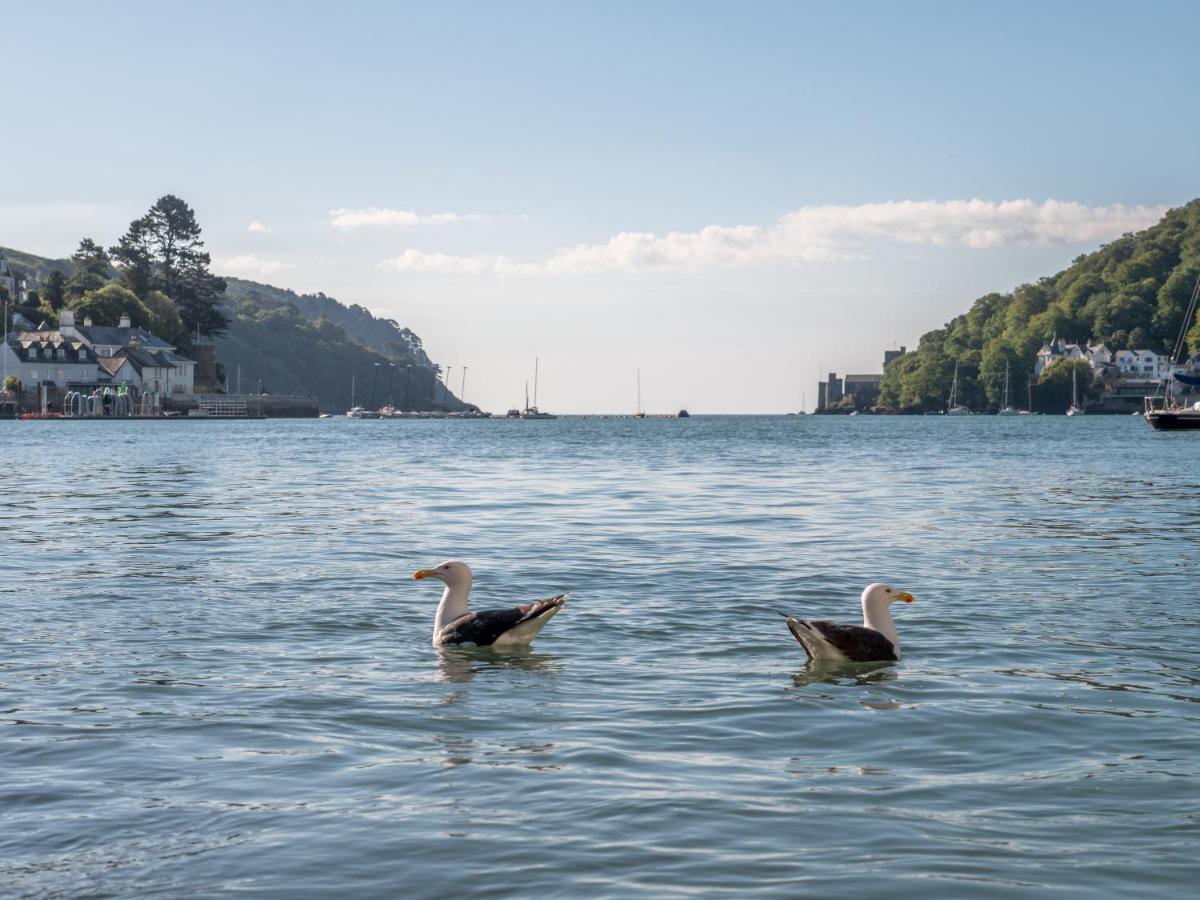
436,645 -> 562,684
791,659 -> 898,688
789,661 -> 911,710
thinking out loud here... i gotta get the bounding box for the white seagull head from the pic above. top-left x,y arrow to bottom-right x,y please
861,582 -> 915,614
413,559 -> 473,591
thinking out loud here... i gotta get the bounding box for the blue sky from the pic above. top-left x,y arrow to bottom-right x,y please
3,1 -> 1198,411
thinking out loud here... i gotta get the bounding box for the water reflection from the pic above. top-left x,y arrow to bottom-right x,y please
791,660 -> 897,689
436,646 -> 562,683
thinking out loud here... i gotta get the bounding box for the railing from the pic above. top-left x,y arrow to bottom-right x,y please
196,396 -> 250,417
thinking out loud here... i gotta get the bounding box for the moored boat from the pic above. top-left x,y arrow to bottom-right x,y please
1144,274 -> 1200,430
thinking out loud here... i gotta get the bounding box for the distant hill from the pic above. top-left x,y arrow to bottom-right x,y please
223,277 -> 433,367
218,280 -> 461,412
0,245 -> 464,413
0,247 -> 73,280
877,198 -> 1200,413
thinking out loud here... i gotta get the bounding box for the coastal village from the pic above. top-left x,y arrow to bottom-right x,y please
816,340 -> 1200,415
2,249 -> 300,418
0,245 -> 463,419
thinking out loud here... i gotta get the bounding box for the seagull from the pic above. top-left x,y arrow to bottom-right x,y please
413,560 -> 568,648
783,583 -> 915,662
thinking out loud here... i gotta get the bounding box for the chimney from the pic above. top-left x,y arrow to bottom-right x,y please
60,309 -> 75,328
119,312 -> 131,328
83,316 -> 93,326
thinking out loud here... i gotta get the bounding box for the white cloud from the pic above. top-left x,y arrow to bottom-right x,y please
380,249 -> 536,276
246,221 -> 270,233
217,254 -> 294,277
379,198 -> 1168,276
328,206 -> 491,229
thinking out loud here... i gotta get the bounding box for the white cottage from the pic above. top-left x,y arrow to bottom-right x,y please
59,310 -> 196,394
1,328 -> 99,387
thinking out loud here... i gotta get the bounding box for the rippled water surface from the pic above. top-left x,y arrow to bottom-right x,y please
2,416 -> 1198,897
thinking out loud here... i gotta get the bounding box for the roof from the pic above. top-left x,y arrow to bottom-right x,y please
116,346 -> 172,372
74,325 -> 173,350
96,357 -> 129,376
843,373 -> 883,383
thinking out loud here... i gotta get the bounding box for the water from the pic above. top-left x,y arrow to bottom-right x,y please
2,416 -> 1197,897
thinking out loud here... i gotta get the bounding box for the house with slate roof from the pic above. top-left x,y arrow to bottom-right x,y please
58,309 -> 196,394
1,326 -> 98,387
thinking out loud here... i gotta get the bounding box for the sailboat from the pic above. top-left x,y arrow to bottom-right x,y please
633,368 -> 646,418
1144,273 -> 1200,429
521,358 -> 557,419
997,360 -> 1020,415
1066,365 -> 1082,416
346,372 -> 380,418
946,361 -> 971,415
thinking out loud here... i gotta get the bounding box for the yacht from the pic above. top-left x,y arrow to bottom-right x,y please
1066,366 -> 1082,416
521,358 -> 557,419
345,373 -> 381,418
946,361 -> 971,415
997,360 -> 1020,415
1144,274 -> 1200,430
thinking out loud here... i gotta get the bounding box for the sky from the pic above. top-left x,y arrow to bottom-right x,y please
2,0 -> 1199,412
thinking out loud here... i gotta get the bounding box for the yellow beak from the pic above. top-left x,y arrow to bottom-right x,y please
413,568 -> 437,581
898,592 -> 915,604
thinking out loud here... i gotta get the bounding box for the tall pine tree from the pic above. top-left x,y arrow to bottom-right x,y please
66,238 -> 111,299
111,195 -> 229,339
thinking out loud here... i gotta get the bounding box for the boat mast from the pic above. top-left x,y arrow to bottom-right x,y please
1166,274 -> 1200,404
534,357 -> 539,409
637,367 -> 642,415
1003,360 -> 1010,409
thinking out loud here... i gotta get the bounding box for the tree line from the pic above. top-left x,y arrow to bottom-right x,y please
17,195 -> 227,347
877,199 -> 1200,412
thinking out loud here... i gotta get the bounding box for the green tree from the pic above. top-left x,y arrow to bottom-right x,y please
1154,264 -> 1200,350
109,215 -> 156,297
1036,359 -> 1091,414
69,284 -> 152,329
121,195 -> 229,338
42,269 -> 68,310
66,238 -> 112,299
142,289 -> 187,344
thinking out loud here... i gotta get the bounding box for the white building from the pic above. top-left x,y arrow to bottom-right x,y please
1036,338 -> 1184,383
58,310 -> 196,394
1,328 -> 99,388
1034,338 -> 1089,378
1112,349 -> 1174,378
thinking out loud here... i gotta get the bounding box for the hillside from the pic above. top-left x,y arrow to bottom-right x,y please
217,286 -> 462,413
223,277 -> 433,367
0,245 -> 464,413
878,199 -> 1200,413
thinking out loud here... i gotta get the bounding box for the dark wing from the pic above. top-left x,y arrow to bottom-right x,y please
790,619 -> 898,662
437,595 -> 566,646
